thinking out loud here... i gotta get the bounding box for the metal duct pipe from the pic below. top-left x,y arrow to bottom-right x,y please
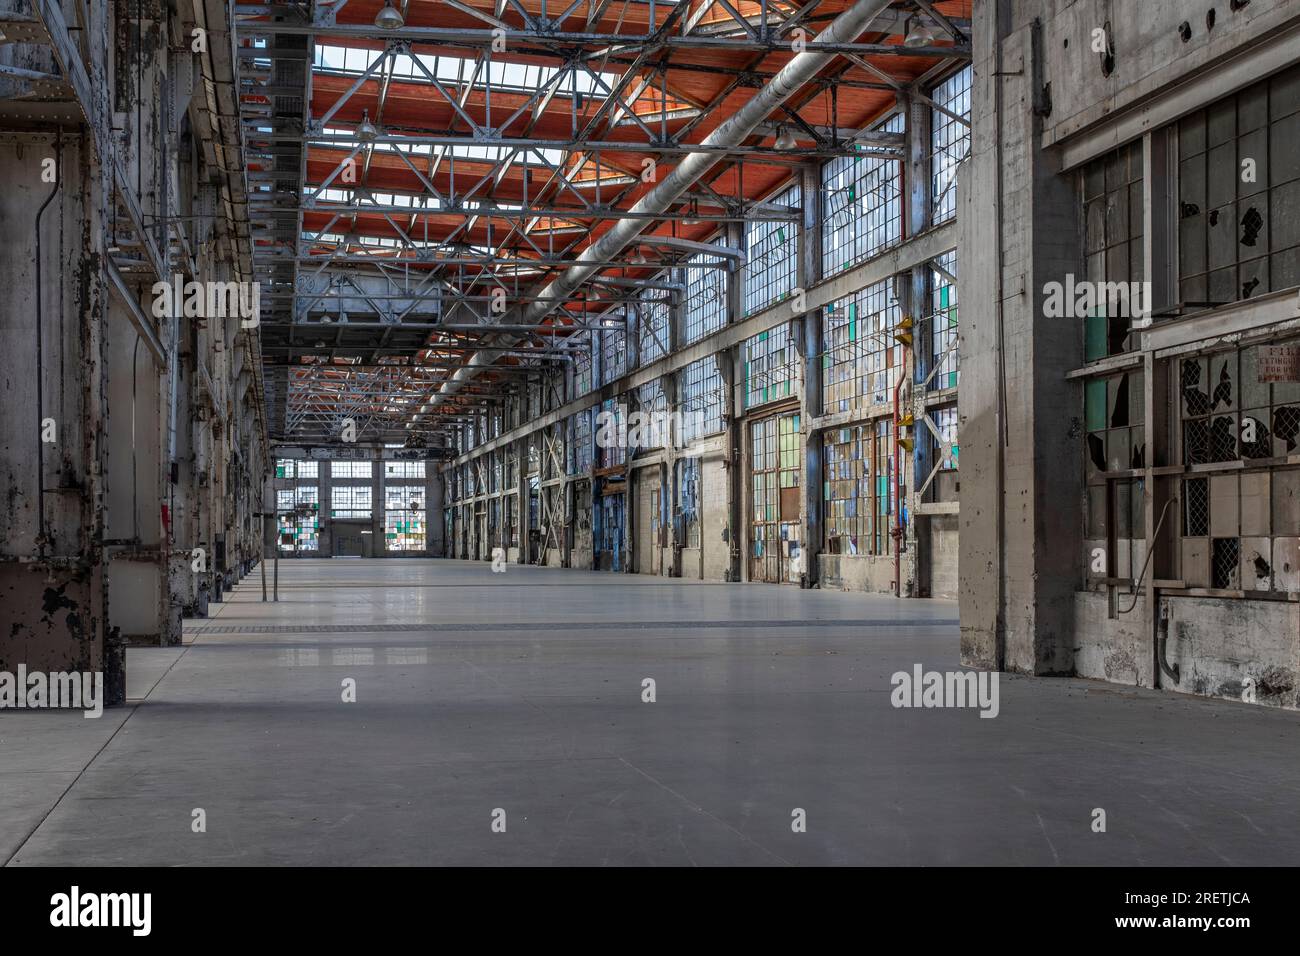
416,0 -> 894,420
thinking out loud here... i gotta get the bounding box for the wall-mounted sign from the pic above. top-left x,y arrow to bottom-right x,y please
1258,345 -> 1300,383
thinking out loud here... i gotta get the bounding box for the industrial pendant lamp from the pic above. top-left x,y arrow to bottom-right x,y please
356,109 -> 379,143
903,14 -> 942,48
374,1 -> 405,30
774,125 -> 798,150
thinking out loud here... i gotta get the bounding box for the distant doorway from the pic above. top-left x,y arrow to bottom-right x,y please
748,411 -> 802,584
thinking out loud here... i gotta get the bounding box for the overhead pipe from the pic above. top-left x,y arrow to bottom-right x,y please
415,0 -> 896,422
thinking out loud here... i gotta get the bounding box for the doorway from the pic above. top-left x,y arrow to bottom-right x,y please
748,411 -> 801,583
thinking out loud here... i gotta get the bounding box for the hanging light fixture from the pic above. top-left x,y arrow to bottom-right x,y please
774,125 -> 798,150
903,14 -> 942,48
374,1 -> 405,30
356,109 -> 379,143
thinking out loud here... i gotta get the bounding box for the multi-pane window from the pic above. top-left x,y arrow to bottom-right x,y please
487,497 -> 500,547
1082,142 -> 1144,359
569,409 -> 593,474
276,486 -> 320,551
383,460 -> 425,479
1085,369 -> 1146,475
330,460 -> 373,479
600,324 -> 627,385
636,285 -> 671,365
822,278 -> 902,413
743,322 -> 799,409
743,185 -> 801,315
275,458 -> 318,479
822,113 -> 904,273
1170,335 -> 1300,590
1179,346 -> 1300,466
331,484 -> 372,518
823,421 -> 895,556
1084,369 -> 1146,582
678,457 -> 702,549
598,397 -> 626,468
572,333 -> 594,397
931,405 -> 959,472
384,485 -> 426,551
928,251 -> 959,390
750,413 -> 803,582
1178,63 -> 1300,310
679,356 -> 726,446
635,380 -> 668,451
683,251 -> 726,344
1180,466 -> 1300,592
931,65 -> 972,224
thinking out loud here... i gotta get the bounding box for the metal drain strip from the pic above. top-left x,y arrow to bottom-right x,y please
187,618 -> 959,635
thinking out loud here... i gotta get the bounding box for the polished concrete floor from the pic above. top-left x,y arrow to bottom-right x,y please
3,558 -> 1298,866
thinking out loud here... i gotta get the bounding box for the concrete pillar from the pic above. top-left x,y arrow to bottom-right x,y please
370,460 -> 383,557
959,3 -> 1084,674
799,162 -> 823,588
426,461 -> 443,557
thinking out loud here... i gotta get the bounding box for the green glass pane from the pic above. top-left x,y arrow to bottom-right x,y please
1085,379 -> 1108,431
939,287 -> 950,309
1085,314 -> 1108,362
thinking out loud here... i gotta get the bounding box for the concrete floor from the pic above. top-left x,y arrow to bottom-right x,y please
3,558 -> 1298,866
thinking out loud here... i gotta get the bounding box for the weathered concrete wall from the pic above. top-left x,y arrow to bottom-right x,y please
1163,597 -> 1299,708
928,515 -> 959,600
1073,592 -> 1153,688
701,457 -> 730,581
818,554 -> 897,594
0,127 -> 108,682
1035,0 -> 1300,148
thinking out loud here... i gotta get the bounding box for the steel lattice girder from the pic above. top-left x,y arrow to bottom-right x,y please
236,0 -> 972,440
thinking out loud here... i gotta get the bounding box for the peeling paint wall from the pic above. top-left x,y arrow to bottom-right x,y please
0,0 -> 266,699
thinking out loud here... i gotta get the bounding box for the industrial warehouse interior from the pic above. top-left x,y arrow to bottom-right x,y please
2,0 -> 1300,900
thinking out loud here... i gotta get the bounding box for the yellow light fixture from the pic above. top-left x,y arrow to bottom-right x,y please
893,314 -> 914,348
